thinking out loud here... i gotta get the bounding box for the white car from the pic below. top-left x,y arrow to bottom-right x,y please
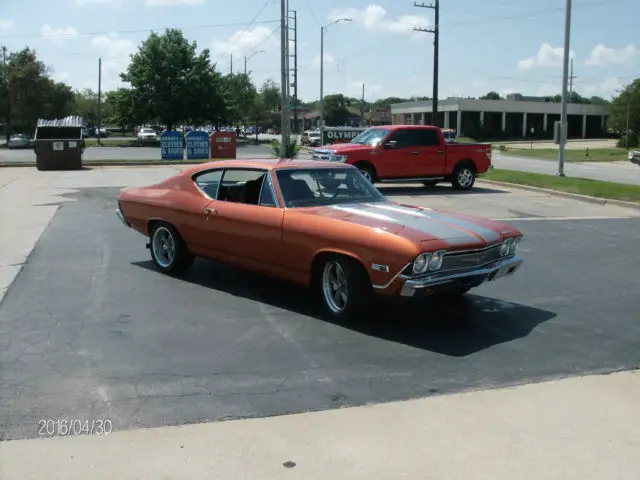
137,128 -> 158,141
629,150 -> 640,166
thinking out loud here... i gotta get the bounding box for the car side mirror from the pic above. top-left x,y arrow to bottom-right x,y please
383,140 -> 398,149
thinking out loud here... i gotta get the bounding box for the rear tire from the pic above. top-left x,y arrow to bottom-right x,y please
149,222 -> 194,275
451,163 -> 476,190
315,254 -> 372,322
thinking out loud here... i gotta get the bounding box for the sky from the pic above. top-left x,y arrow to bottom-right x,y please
0,0 -> 638,103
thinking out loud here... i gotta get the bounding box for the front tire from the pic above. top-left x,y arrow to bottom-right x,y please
317,255 -> 371,322
451,163 -> 476,190
149,222 -> 194,274
356,163 -> 376,183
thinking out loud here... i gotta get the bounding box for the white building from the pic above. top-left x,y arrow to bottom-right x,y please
390,96 -> 610,139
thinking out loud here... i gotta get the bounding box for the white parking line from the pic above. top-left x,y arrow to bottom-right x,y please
492,216 -> 633,221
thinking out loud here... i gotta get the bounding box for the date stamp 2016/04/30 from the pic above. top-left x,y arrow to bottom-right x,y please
38,418 -> 113,437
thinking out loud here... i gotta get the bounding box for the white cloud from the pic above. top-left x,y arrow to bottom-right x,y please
582,77 -> 622,99
310,53 -> 334,71
41,24 -> 78,43
145,0 -> 206,6
211,25 -> 276,60
517,43 -> 575,70
584,44 -> 637,67
51,71 -> 70,83
91,33 -> 137,87
328,5 -> 429,37
75,0 -> 122,5
0,19 -> 14,31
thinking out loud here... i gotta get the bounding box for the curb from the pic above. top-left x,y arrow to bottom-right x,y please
478,179 -> 640,211
0,160 -> 226,168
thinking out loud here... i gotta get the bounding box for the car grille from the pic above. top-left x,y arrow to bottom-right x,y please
441,244 -> 502,271
311,149 -> 332,160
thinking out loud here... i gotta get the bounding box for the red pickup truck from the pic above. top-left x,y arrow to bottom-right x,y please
311,125 -> 492,190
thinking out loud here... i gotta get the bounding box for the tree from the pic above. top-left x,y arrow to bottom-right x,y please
221,73 -> 257,125
323,94 -> 351,126
105,88 -> 142,133
250,79 -> 280,131
72,88 -> 112,127
480,91 -> 502,100
607,78 -> 640,145
0,46 -> 75,139
121,28 -> 225,130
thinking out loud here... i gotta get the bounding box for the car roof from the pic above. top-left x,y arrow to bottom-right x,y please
371,124 -> 438,130
182,158 -> 353,175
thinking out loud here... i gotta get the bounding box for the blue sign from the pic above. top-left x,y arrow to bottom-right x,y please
186,130 -> 210,160
160,131 -> 184,160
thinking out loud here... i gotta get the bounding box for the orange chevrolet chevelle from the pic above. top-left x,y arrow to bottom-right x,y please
116,159 -> 524,321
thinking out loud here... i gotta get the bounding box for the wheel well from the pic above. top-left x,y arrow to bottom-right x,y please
455,159 -> 477,173
353,160 -> 377,179
310,251 -> 370,286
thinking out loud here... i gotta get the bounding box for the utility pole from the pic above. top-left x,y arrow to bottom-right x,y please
97,57 -> 102,146
557,0 -> 572,176
244,56 -> 247,75
289,9 -> 298,134
230,54 -> 233,75
413,1 -> 439,126
279,0 -> 290,156
625,99 -> 630,149
361,84 -> 365,127
568,58 -> 576,94
1,46 -> 10,141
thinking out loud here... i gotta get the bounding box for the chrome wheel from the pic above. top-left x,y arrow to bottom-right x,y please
456,167 -> 474,188
322,260 -> 349,314
359,168 -> 373,182
151,226 -> 176,268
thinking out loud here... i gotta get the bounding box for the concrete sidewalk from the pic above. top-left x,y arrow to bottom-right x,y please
1,371 -> 639,479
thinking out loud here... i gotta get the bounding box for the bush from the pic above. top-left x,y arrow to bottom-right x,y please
270,138 -> 301,158
616,131 -> 639,148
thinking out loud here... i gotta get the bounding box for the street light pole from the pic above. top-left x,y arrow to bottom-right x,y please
557,0 -> 572,177
319,18 -> 351,146
279,0 -> 289,157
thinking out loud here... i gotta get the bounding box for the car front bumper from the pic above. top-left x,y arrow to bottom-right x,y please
116,206 -> 130,227
397,256 -> 523,297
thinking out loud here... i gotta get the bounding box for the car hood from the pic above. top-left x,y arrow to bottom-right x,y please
320,142 -> 370,153
304,201 -> 518,248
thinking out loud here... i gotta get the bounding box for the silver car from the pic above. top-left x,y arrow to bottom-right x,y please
8,134 -> 31,149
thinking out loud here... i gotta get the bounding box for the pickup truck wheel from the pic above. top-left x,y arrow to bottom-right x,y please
356,163 -> 375,183
149,222 -> 194,274
452,164 -> 476,190
318,255 -> 371,322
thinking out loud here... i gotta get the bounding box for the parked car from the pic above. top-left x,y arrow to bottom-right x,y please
7,134 -> 32,149
629,150 -> 640,166
116,159 -> 524,321
311,125 -> 492,190
301,130 -> 321,147
93,127 -> 110,138
137,128 -> 159,141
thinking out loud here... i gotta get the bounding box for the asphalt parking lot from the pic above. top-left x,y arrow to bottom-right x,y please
1,168 -> 639,441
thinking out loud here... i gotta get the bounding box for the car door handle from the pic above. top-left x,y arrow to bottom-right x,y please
203,207 -> 217,216
410,151 -> 419,155
437,149 -> 445,154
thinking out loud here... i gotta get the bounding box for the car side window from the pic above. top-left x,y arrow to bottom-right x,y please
414,129 -> 440,146
259,174 -> 278,207
193,170 -> 223,199
217,168 -> 268,205
387,129 -> 415,148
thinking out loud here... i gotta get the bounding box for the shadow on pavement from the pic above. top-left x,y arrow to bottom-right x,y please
377,185 -> 507,196
133,258 -> 555,357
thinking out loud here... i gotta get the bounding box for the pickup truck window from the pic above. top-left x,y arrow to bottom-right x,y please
386,129 -> 415,148
413,129 -> 440,146
351,128 -> 390,146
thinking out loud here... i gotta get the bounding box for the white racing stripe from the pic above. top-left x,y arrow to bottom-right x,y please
491,216 -> 633,221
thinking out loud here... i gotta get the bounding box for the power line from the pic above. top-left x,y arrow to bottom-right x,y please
228,26 -> 280,69
215,0 -> 274,62
0,19 -> 280,39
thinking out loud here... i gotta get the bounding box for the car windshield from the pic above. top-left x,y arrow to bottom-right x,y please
141,129 -> 154,134
276,167 -> 385,208
350,128 -> 390,146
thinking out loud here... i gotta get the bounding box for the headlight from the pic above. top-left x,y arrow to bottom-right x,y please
331,155 -> 347,162
500,238 -> 513,256
509,236 -> 521,255
412,253 -> 431,274
429,250 -> 445,271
